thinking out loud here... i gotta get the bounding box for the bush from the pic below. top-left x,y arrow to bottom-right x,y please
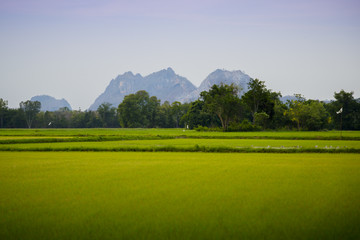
194,125 -> 223,132
227,120 -> 261,132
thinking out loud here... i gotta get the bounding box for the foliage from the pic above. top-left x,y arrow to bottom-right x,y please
254,112 -> 269,129
200,83 -> 241,130
19,100 -> 41,128
0,98 -> 8,128
180,100 -> 216,129
118,91 -> 151,127
0,83 -> 358,131
270,100 -> 291,129
194,126 -> 223,132
241,79 -> 280,123
285,95 -> 329,130
97,103 -> 119,127
326,90 -> 360,130
117,92 -> 190,128
227,119 -> 262,132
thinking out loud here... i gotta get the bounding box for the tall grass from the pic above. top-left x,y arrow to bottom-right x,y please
1,138 -> 359,153
1,128 -> 359,140
1,152 -> 359,239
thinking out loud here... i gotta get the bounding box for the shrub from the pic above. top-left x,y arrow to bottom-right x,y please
227,120 -> 261,132
194,125 -> 223,132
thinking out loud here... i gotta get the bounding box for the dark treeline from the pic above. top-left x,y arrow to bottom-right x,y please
1,79 -> 359,130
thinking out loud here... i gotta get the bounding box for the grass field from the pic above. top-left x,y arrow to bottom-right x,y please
1,138 -> 360,152
1,129 -> 359,239
0,128 -> 359,140
1,129 -> 360,153
0,152 -> 359,239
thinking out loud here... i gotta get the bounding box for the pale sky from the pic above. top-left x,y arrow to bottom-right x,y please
1,0 -> 359,110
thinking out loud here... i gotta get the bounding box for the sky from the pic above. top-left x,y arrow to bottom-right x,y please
1,0 -> 359,110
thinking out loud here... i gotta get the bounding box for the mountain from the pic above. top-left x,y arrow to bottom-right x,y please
180,69 -> 252,102
31,95 -> 72,112
89,68 -> 197,110
279,95 -> 332,103
279,95 -> 298,103
89,68 -> 253,110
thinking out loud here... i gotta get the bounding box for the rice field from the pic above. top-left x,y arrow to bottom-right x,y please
0,128 -> 359,140
1,152 -> 359,239
1,129 -> 359,152
0,129 -> 359,239
1,138 -> 360,152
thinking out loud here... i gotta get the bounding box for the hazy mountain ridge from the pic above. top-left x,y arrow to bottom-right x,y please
30,69 -> 337,111
180,69 -> 252,102
31,95 -> 72,112
88,68 -> 197,110
89,68 -> 252,110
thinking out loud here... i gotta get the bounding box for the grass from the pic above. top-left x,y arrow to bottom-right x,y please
0,152 -> 359,239
1,138 -> 359,153
1,128 -> 359,140
1,129 -> 360,153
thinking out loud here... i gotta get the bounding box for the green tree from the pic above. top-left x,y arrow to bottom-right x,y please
200,84 -> 241,130
169,102 -> 190,128
158,101 -> 172,128
284,94 -> 305,130
118,91 -> 151,128
304,100 -> 329,130
181,100 -> 215,129
254,112 -> 269,129
242,79 -> 280,123
285,95 -> 329,130
326,90 -> 360,130
19,100 -> 41,128
3,108 -> 26,128
147,96 -> 161,128
97,103 -> 118,127
52,107 -> 71,128
269,100 -> 291,129
0,98 -> 8,128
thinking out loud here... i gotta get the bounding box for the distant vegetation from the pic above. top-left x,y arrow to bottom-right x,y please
1,79 -> 359,130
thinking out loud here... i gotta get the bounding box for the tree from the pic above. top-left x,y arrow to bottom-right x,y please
0,98 -> 8,128
181,100 -> 215,129
269,100 -> 291,130
168,102 -> 190,128
304,100 -> 329,130
254,112 -> 269,129
19,100 -> 41,128
242,79 -> 280,123
326,90 -> 360,130
200,84 -> 241,130
284,94 -> 305,130
147,96 -> 161,128
118,91 -> 152,128
285,95 -> 329,130
97,103 -> 118,127
158,101 -> 172,128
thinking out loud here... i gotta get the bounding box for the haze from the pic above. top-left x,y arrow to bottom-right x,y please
1,0 -> 359,110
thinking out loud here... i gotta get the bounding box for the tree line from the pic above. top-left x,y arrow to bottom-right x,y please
1,79 -> 359,130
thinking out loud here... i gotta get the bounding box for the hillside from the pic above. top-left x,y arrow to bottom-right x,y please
89,68 -> 252,110
31,95 -> 72,112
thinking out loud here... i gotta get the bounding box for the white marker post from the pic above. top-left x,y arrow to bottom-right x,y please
336,107 -> 343,140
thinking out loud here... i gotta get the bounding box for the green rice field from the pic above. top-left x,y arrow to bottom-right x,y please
0,129 -> 359,239
1,138 -> 360,152
1,129 -> 360,153
0,128 -> 359,139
